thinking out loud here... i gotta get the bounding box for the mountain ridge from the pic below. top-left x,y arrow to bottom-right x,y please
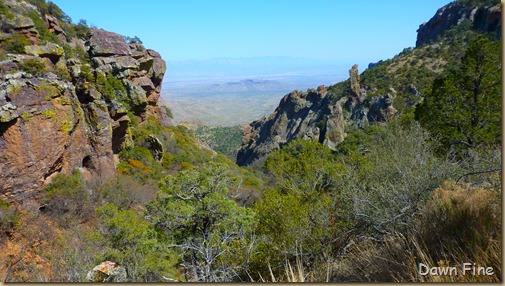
235,0 -> 501,166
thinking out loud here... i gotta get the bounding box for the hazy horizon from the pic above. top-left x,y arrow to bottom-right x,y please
51,1 -> 452,69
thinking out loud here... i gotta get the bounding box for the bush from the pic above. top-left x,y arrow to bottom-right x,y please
148,162 -> 256,282
42,170 -> 94,227
91,175 -> 157,210
336,121 -> 460,238
331,179 -> 502,282
62,43 -> 90,64
97,203 -> 178,282
0,199 -> 19,240
95,73 -> 128,106
1,34 -> 30,54
47,1 -> 71,22
417,181 -> 501,257
19,58 -> 47,76
74,19 -> 91,40
118,146 -> 162,183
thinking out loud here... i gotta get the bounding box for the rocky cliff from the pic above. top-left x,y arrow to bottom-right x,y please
236,65 -> 396,166
0,0 -> 170,202
416,0 -> 501,46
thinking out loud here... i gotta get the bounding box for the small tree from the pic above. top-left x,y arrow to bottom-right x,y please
148,162 -> 255,282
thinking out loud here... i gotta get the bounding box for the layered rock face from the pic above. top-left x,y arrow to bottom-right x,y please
236,64 -> 397,166
416,1 -> 501,47
0,1 -> 169,202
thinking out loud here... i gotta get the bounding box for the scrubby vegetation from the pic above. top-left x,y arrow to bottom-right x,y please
0,0 -> 501,283
193,125 -> 243,158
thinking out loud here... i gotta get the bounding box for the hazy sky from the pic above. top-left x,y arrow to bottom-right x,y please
51,0 -> 452,65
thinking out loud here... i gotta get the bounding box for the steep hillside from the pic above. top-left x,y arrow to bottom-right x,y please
178,119 -> 243,158
236,0 -> 501,166
0,0 -> 171,202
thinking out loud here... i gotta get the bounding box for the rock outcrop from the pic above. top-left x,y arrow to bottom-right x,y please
416,1 -> 501,47
236,65 -> 396,166
236,85 -> 346,166
0,0 -> 170,203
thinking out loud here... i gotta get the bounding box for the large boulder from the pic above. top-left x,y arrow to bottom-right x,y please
124,79 -> 147,110
0,102 -> 18,123
87,29 -> 131,56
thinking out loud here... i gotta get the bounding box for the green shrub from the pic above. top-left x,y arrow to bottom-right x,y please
47,1 -> 71,22
19,58 -> 47,75
74,19 -> 91,40
148,162 -> 256,282
162,105 -> 173,119
0,0 -> 14,19
93,175 -> 157,210
62,43 -> 90,64
26,0 -> 48,13
95,73 -> 129,108
97,203 -> 178,282
0,199 -> 19,240
118,146 -> 162,183
1,34 -> 30,54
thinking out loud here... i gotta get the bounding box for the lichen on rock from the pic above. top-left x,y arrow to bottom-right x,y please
0,1 -> 169,202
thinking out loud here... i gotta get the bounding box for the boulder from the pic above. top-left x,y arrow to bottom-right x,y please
134,76 -> 155,91
87,29 -> 131,56
147,134 -> 164,161
85,261 -> 127,282
124,80 -> 147,110
13,15 -> 35,30
147,49 -> 166,84
24,43 -> 64,63
0,102 -> 18,123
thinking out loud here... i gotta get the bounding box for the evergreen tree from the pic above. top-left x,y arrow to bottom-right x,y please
416,35 -> 501,155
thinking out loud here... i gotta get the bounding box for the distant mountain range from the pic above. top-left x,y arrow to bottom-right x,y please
204,79 -> 290,92
167,79 -> 292,96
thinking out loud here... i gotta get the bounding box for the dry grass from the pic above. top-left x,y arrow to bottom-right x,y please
404,235 -> 501,282
252,255 -> 332,282
330,180 -> 501,283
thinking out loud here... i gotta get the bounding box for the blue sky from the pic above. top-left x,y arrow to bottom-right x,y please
51,0 -> 453,65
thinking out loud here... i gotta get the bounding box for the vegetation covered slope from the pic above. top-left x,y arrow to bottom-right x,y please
0,0 -> 501,283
